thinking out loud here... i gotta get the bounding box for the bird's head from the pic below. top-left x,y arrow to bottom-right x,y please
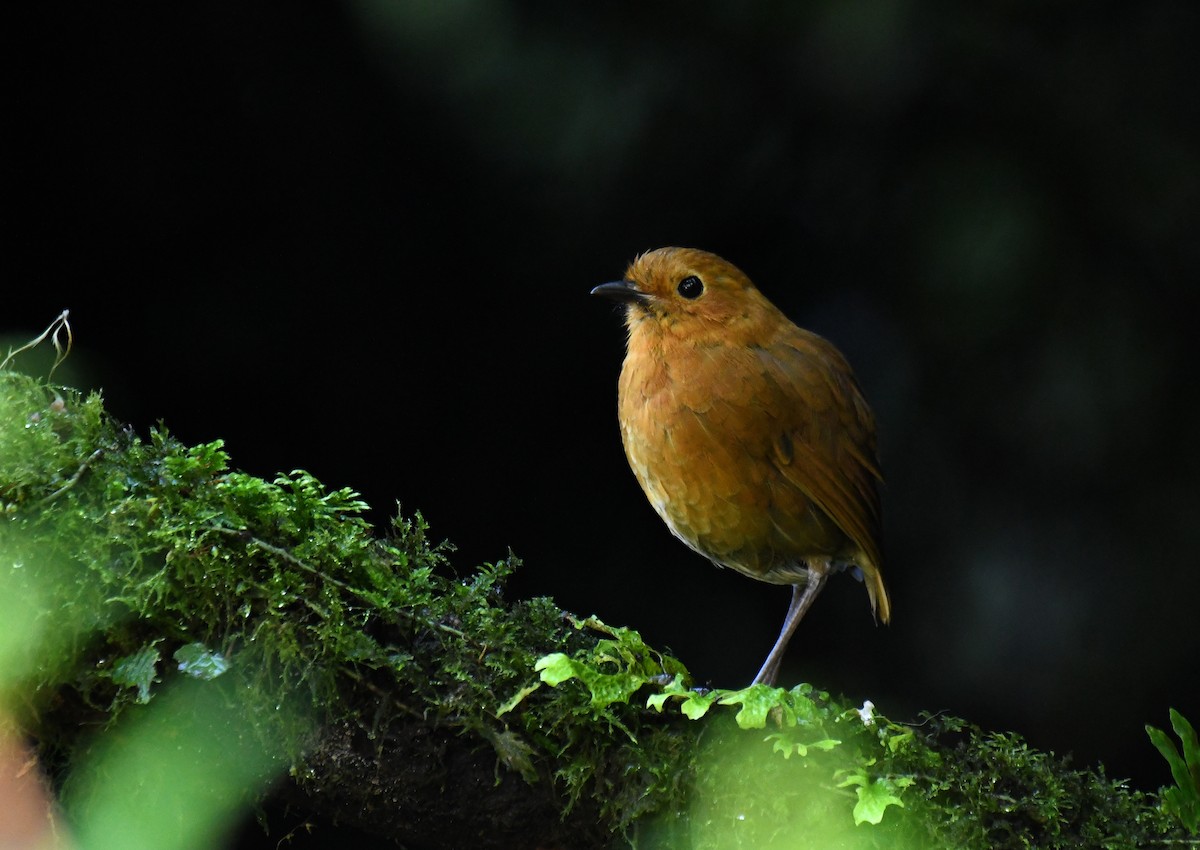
591,247 -> 782,346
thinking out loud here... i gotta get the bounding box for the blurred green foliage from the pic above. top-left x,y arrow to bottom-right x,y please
62,677 -> 301,850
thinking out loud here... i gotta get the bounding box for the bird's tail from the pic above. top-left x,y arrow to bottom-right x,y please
862,562 -> 891,624
836,557 -> 891,624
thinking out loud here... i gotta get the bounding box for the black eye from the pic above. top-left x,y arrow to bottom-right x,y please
677,275 -> 704,299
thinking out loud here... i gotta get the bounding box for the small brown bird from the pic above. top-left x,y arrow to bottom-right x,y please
592,247 -> 889,686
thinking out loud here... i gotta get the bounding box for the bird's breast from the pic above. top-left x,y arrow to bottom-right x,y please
616,339 -> 849,584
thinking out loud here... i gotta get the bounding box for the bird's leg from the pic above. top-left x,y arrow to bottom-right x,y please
751,562 -> 830,686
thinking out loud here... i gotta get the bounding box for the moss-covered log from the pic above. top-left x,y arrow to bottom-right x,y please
0,369 -> 1192,849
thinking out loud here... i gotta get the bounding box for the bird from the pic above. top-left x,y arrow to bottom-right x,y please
591,247 -> 889,686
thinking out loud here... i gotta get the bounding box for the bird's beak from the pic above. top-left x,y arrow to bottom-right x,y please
590,280 -> 650,303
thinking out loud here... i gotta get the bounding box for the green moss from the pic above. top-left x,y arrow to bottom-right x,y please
1,367 -> 1192,849
0,368 -> 669,842
534,623 -> 1188,848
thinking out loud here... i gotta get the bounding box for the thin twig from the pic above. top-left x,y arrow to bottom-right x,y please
208,525 -> 467,638
2,310 -> 72,377
38,448 -> 104,506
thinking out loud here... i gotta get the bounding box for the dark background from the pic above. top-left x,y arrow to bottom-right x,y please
6,0 -> 1198,836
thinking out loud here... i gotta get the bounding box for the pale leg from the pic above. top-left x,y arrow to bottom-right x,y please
751,562 -> 829,686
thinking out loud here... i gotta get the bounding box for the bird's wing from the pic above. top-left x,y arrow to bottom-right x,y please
750,330 -> 884,575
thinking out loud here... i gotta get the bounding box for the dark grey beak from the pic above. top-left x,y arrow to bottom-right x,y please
590,280 -> 649,303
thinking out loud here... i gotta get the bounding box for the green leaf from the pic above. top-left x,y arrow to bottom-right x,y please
535,652 -> 643,710
717,685 -> 788,729
886,727 -> 915,753
645,692 -> 671,712
679,690 -> 720,720
765,732 -> 841,759
837,771 -> 913,825
173,643 -> 229,681
1147,709 -> 1200,832
580,671 -> 644,710
1169,708 -> 1199,784
483,728 -> 539,784
534,653 -> 577,686
497,682 -> 541,716
811,738 -> 841,751
645,677 -> 717,719
111,645 -> 161,704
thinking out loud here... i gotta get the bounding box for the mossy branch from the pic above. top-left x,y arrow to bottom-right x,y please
1,368 -> 1194,849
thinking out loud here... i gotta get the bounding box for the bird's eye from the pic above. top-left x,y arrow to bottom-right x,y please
677,275 -> 704,299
